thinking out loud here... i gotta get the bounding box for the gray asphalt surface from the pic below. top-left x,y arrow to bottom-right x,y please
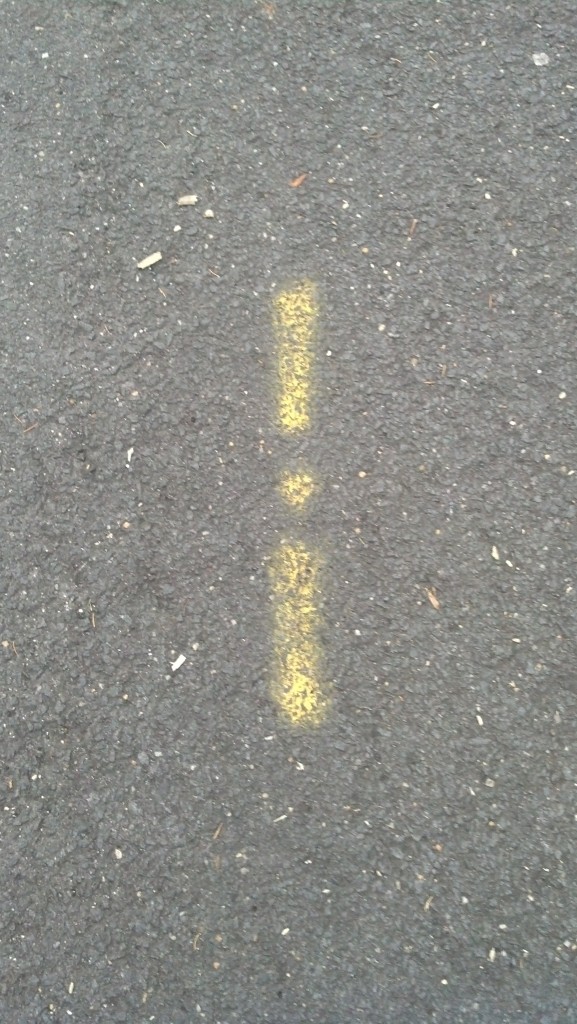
2,1 -> 577,1021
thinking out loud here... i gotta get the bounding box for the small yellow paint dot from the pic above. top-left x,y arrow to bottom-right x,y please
279,470 -> 315,508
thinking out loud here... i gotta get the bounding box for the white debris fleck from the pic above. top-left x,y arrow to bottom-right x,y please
114,848 -> 123,860
171,654 -> 186,672
192,642 -> 199,651
485,778 -> 496,788
204,208 -> 215,219
177,194 -> 199,206
488,947 -> 496,962
559,391 -> 566,399
137,251 -> 162,269
173,224 -> 182,232
68,982 -> 74,994
532,52 -> 550,66
342,200 -> 349,210
126,447 -> 134,467
281,927 -> 290,935
476,714 -> 484,727
491,545 -> 500,561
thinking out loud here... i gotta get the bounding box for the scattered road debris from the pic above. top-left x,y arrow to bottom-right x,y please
290,172 -> 308,188
137,251 -> 162,270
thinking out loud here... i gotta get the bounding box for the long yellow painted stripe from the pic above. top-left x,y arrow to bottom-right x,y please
270,541 -> 328,725
273,281 -> 318,433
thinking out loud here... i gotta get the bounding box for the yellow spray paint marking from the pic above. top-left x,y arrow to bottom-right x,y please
278,469 -> 315,509
270,541 -> 327,725
273,281 -> 318,433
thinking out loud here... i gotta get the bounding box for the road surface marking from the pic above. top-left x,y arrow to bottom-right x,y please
278,468 -> 315,508
273,281 -> 318,433
270,541 -> 327,725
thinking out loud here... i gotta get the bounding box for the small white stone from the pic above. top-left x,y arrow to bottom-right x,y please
204,209 -> 215,219
532,53 -> 549,66
114,848 -> 123,860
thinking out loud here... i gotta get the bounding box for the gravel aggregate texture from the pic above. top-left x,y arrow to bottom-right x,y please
1,1 -> 576,1021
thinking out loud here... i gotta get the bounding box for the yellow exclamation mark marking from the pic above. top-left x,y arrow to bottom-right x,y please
270,541 -> 327,725
273,281 -> 317,433
270,281 -> 327,725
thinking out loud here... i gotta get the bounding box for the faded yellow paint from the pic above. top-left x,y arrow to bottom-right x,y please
278,469 -> 315,508
270,541 -> 327,725
273,281 -> 317,433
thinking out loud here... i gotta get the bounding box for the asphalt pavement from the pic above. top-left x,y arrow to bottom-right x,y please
1,1 -> 577,1021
